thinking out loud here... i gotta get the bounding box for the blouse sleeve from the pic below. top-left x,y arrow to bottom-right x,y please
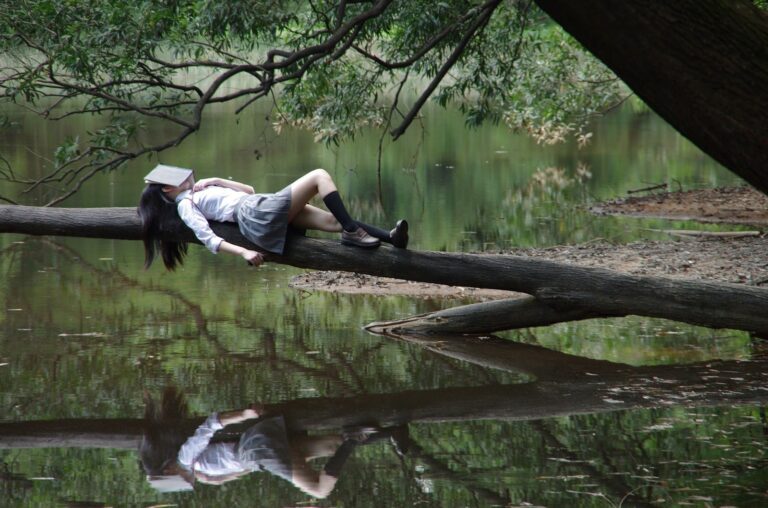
177,198 -> 223,254
177,413 -> 224,469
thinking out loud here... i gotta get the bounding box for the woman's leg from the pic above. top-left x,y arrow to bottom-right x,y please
286,169 -> 341,223
289,461 -> 338,499
289,433 -> 344,461
290,201 -> 412,244
286,169 -> 379,247
287,434 -> 345,499
291,205 -> 342,233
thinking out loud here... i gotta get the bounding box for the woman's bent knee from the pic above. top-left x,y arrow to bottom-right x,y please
310,168 -> 331,181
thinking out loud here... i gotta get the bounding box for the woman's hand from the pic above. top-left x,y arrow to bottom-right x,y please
241,406 -> 260,420
248,403 -> 264,418
193,177 -> 220,192
217,241 -> 264,266
242,249 -> 264,267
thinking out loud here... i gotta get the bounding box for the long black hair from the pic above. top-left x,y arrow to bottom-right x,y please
137,184 -> 188,270
140,387 -> 190,476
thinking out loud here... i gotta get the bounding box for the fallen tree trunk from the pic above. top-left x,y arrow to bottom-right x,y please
2,204 -> 768,334
366,296 -> 597,335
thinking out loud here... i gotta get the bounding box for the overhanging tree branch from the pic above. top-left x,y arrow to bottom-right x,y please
0,0 -> 399,206
5,0 -> 766,206
352,2 -> 496,70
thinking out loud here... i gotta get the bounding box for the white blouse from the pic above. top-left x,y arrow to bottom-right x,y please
177,413 -> 251,477
175,187 -> 248,253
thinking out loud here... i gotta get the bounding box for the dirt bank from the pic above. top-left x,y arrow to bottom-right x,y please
590,185 -> 768,226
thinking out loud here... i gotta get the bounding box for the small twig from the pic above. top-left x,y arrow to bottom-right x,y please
627,183 -> 666,194
391,0 -> 504,140
376,70 -> 410,207
644,228 -> 761,238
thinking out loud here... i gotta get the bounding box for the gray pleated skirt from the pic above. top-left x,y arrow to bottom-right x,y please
237,415 -> 293,482
236,186 -> 292,255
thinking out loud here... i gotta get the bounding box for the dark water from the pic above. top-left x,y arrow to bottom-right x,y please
1,103 -> 766,507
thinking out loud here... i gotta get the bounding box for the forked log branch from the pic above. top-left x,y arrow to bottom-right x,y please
366,296 -> 597,335
2,204 -> 768,334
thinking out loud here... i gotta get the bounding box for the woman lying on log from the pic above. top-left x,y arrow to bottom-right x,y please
140,388 -> 407,497
138,164 -> 409,269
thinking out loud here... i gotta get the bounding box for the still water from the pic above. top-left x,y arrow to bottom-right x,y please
1,102 -> 766,507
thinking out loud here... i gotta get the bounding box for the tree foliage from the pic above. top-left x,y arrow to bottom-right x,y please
0,0 -> 627,205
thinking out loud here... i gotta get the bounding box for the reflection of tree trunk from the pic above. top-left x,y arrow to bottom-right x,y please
3,340 -> 767,450
3,205 -> 768,334
364,331 -> 630,381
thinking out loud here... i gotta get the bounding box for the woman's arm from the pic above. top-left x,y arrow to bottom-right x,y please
177,413 -> 224,469
217,407 -> 260,426
194,177 -> 254,194
217,241 -> 265,267
177,199 -> 225,254
194,469 -> 251,485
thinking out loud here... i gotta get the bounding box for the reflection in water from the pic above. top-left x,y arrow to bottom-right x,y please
140,387 -> 408,499
2,335 -> 767,505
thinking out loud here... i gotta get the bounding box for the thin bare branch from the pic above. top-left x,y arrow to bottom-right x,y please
352,5 -> 484,69
146,55 -> 241,71
45,69 -> 196,129
44,126 -> 197,206
391,0 -> 503,140
376,70 -> 410,205
264,0 -> 394,69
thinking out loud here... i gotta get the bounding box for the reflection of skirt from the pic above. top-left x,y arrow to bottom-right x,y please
237,416 -> 293,482
236,186 -> 292,255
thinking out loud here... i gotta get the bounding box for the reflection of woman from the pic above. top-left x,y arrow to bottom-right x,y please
138,164 -> 409,270
140,388 -> 381,497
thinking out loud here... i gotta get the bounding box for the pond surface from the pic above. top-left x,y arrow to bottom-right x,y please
1,102 -> 766,507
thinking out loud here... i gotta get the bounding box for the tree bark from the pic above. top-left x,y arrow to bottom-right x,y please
366,296 -> 597,335
2,204 -> 768,334
534,0 -> 768,195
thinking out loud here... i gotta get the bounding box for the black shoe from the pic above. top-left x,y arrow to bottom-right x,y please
341,228 -> 381,248
389,219 -> 409,249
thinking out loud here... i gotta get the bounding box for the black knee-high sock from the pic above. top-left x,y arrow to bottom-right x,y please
355,221 -> 392,243
323,440 -> 358,478
323,191 -> 356,232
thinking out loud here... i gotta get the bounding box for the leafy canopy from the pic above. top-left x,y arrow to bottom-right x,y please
0,0 -> 626,205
